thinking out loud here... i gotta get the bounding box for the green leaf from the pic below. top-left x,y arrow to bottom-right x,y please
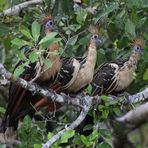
60,130 -> 75,143
34,144 -> 42,148
102,110 -> 109,119
89,130 -> 100,141
23,115 -> 32,130
0,106 -> 6,114
80,135 -> 88,145
143,69 -> 148,80
101,95 -> 108,102
11,38 -> 27,47
13,64 -> 25,77
125,19 -> 136,38
76,9 -> 88,24
83,124 -> 93,131
42,58 -> 53,68
97,142 -> 112,148
29,50 -> 40,63
47,132 -> 54,140
39,32 -> 58,44
85,84 -> 92,95
32,21 -> 41,42
20,25 -> 33,39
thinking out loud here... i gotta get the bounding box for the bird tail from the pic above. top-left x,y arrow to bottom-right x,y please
0,113 -> 17,143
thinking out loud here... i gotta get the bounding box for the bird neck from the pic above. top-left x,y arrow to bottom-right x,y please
49,43 -> 59,52
45,30 -> 59,52
45,29 -> 52,35
126,51 -> 140,67
85,42 -> 97,69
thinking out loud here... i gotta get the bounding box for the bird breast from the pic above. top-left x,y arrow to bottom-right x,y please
115,66 -> 136,91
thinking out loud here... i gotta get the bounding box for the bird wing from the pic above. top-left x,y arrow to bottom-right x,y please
91,59 -> 126,96
51,57 -> 80,91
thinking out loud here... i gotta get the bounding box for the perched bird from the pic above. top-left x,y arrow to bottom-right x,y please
91,38 -> 144,96
52,35 -> 102,93
0,15 -> 61,141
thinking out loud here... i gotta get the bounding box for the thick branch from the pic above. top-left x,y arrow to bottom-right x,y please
0,0 -> 43,17
124,88 -> 148,104
111,89 -> 148,148
42,96 -> 92,148
0,64 -> 148,108
117,102 -> 148,129
0,64 -> 82,107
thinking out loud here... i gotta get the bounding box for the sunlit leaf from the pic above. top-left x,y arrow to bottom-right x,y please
60,130 -> 75,143
20,25 -> 33,39
39,32 -> 58,44
32,21 -> 41,42
29,50 -> 40,63
13,64 -> 25,77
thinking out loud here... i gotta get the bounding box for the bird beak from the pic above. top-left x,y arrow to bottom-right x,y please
96,37 -> 103,47
140,48 -> 144,55
53,25 -> 58,31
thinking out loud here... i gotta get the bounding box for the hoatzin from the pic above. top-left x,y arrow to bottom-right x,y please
0,15 -> 62,142
91,38 -> 144,96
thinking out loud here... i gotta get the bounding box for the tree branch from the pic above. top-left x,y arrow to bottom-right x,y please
0,64 -> 83,108
117,101 -> 148,129
42,96 -> 92,148
0,0 -> 43,17
0,63 -> 148,109
110,89 -> 148,148
0,64 -> 148,146
124,88 -> 148,104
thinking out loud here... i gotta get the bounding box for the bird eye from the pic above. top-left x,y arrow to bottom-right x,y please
45,20 -> 53,29
137,47 -> 140,50
94,35 -> 98,39
49,21 -> 53,25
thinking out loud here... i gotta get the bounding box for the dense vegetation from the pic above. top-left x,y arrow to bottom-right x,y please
0,0 -> 147,147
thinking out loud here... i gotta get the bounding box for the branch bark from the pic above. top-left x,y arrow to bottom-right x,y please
0,0 -> 43,17
0,63 -> 148,146
42,96 -> 92,148
117,101 -> 148,129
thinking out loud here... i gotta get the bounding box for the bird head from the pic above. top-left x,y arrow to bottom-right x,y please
132,38 -> 144,55
88,25 -> 102,47
90,34 -> 102,46
41,15 -> 56,35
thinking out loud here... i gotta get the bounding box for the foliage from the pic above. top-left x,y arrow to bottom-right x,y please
0,0 -> 148,147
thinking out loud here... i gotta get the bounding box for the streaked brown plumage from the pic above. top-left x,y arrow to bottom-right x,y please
91,38 -> 144,96
0,15 -> 61,142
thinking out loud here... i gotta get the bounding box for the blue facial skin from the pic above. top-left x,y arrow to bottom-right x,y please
44,20 -> 55,31
133,45 -> 144,54
91,34 -> 103,46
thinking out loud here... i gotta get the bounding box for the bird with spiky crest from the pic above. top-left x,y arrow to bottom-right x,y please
0,14 -> 62,143
91,38 -> 144,96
